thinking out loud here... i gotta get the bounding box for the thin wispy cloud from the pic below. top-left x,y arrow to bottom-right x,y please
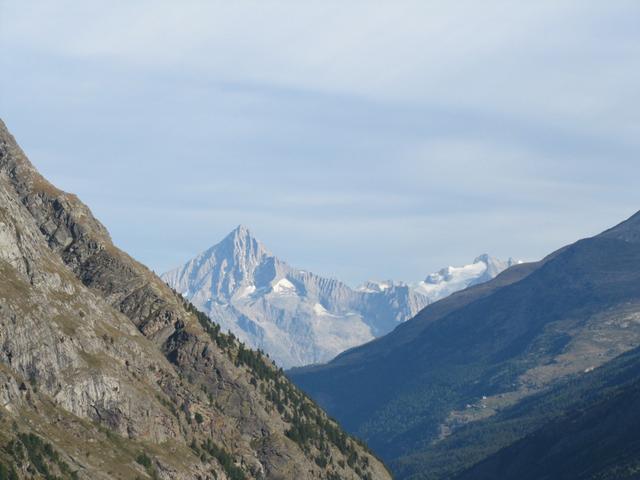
1,1 -> 639,284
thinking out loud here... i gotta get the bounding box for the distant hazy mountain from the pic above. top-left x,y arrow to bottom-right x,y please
289,210 -> 640,479
362,254 -> 518,302
162,226 -> 514,368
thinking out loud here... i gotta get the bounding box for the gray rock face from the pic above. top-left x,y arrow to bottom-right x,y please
0,119 -> 391,480
163,227 -> 515,368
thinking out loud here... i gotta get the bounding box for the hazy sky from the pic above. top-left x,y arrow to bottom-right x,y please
1,1 -> 639,285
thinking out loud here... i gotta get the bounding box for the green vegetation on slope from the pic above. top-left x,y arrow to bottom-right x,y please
392,345 -> 640,479
0,431 -> 78,480
190,438 -> 246,480
179,291 -> 385,479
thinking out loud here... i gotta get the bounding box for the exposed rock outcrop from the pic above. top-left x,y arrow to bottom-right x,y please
0,119 -> 390,480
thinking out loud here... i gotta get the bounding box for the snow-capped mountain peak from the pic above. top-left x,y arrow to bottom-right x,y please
357,280 -> 395,293
416,254 -> 515,300
163,224 -> 277,301
163,227 -> 372,367
214,224 -> 270,270
359,254 -> 518,309
473,253 -> 518,279
163,227 -> 516,368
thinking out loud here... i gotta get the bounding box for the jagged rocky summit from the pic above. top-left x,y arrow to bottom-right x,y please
163,226 -> 516,368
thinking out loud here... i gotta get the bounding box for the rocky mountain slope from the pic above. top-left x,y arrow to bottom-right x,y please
0,119 -> 390,480
289,209 -> 640,478
163,228 -> 513,368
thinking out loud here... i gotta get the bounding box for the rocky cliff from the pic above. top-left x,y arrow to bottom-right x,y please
0,119 -> 390,480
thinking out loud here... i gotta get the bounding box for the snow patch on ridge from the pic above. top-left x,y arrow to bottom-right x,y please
272,277 -> 296,294
415,261 -> 487,298
235,284 -> 256,299
313,303 -> 333,316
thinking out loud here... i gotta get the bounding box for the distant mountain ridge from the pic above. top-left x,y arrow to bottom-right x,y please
361,254 -> 518,301
162,226 -> 515,368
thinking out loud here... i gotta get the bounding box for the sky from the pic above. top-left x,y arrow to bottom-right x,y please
1,1 -> 639,285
